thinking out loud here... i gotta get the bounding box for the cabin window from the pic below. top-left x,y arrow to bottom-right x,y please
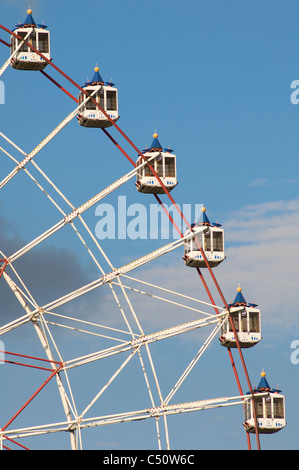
265,397 -> 272,418
29,32 -> 37,50
11,37 -> 15,53
244,401 -> 251,421
18,32 -> 28,52
106,90 -> 117,111
184,239 -> 191,255
136,160 -> 141,180
164,157 -> 175,177
38,32 -> 49,53
191,233 -> 201,252
273,397 -> 284,419
144,158 -> 153,176
255,397 -> 264,418
241,312 -> 247,332
154,156 -> 163,176
96,91 -> 104,110
213,231 -> 223,252
204,231 -> 211,251
84,90 -> 97,110
249,311 -> 260,333
228,312 -> 239,332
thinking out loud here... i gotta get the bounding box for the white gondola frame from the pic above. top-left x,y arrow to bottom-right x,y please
183,225 -> 225,268
220,305 -> 262,348
10,27 -> 50,70
136,151 -> 177,194
78,84 -> 119,128
243,392 -> 286,434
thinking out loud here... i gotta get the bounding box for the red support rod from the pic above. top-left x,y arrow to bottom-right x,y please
0,259 -> 8,279
0,38 -> 9,47
1,358 -> 54,372
40,70 -> 78,103
1,349 -> 61,365
0,350 -> 62,371
2,363 -> 64,432
2,434 -> 30,450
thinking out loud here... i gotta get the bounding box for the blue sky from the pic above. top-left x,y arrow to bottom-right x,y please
0,0 -> 299,451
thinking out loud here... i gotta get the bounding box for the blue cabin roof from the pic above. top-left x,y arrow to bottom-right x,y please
84,66 -> 105,86
23,11 -> 36,26
83,66 -> 115,87
14,9 -> 47,29
228,287 -> 258,308
194,206 -> 221,228
143,132 -> 173,154
249,372 -> 282,394
151,133 -> 162,151
234,287 -> 247,305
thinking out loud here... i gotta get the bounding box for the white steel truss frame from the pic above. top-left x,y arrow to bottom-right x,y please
0,49 -> 252,451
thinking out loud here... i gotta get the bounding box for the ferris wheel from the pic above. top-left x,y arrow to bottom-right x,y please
0,10 -> 286,451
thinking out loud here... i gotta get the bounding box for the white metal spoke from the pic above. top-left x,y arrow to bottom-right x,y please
164,317 -> 227,405
1,393 -> 269,444
0,28 -> 33,77
62,313 -> 227,369
112,280 -> 217,317
6,155 -> 158,264
123,274 -> 226,312
30,234 -> 197,314
79,347 -> 141,420
0,91 -> 97,189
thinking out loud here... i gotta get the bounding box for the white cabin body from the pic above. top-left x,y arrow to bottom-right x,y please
220,305 -> 262,348
10,11 -> 50,71
136,133 -> 177,194
243,392 -> 286,434
78,66 -> 119,129
183,224 -> 225,268
136,151 -> 177,194
78,84 -> 119,128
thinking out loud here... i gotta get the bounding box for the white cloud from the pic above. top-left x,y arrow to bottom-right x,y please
123,198 -> 299,336
212,199 -> 299,330
248,178 -> 268,187
3,197 -> 297,347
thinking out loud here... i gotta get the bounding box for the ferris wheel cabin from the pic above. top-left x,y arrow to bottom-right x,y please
77,67 -> 119,128
136,133 -> 177,194
219,287 -> 262,348
243,372 -> 286,434
10,9 -> 50,71
183,207 -> 225,268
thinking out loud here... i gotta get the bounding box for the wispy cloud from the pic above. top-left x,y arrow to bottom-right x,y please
127,198 -> 299,335
248,178 -> 299,188
1,198 -> 298,344
215,199 -> 299,330
248,178 -> 268,187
